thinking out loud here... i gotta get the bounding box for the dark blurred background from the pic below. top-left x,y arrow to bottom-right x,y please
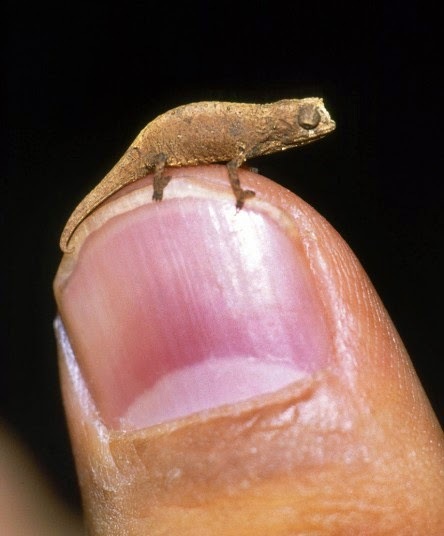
3,1 -> 442,512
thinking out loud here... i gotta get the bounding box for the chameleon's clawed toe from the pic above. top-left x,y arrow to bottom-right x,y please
235,189 -> 256,210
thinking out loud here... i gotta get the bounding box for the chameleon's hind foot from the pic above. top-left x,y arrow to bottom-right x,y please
152,153 -> 171,201
152,175 -> 172,201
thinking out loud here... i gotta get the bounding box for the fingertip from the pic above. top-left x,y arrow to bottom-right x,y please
54,166 -> 444,534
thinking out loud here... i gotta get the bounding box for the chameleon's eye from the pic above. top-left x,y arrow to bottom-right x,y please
298,105 -> 321,130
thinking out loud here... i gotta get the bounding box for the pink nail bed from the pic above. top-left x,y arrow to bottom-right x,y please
59,197 -> 331,429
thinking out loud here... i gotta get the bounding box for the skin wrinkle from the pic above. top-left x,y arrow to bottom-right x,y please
302,222 -> 362,389
100,371 -> 371,511
281,210 -> 364,398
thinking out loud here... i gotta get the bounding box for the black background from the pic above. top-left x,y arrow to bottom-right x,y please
3,2 -> 442,512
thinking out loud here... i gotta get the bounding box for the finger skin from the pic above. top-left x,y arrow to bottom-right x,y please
54,166 -> 444,535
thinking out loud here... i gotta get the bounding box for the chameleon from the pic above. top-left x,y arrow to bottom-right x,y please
60,98 -> 336,252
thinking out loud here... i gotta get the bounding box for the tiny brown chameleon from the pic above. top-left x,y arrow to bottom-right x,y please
60,98 -> 335,252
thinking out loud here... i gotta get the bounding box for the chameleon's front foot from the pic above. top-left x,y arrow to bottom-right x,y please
235,189 -> 256,210
227,159 -> 256,210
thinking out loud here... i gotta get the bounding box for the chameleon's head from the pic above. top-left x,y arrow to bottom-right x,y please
249,97 -> 335,158
272,97 -> 336,150
293,97 -> 336,145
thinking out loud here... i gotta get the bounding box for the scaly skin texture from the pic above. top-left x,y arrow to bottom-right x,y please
60,98 -> 335,252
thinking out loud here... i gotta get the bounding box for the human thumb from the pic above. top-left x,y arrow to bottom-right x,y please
54,166 -> 444,535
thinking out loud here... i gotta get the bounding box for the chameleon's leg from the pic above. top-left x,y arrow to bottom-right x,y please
152,153 -> 172,201
226,154 -> 256,210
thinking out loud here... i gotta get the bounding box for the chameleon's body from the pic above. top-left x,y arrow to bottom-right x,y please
60,98 -> 335,252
